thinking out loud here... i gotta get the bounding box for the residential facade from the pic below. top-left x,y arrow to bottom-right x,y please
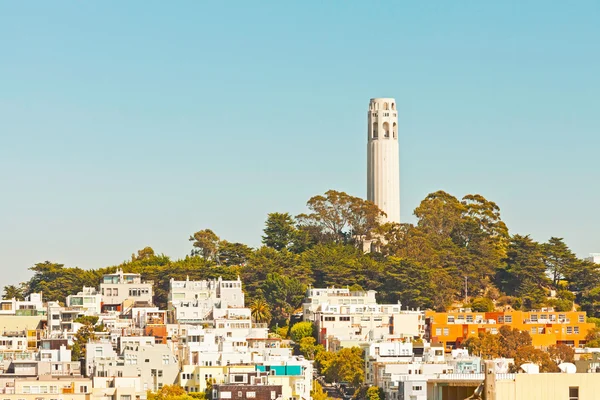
426,308 -> 595,351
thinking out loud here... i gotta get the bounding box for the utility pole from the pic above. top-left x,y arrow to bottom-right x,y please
464,276 -> 468,304
483,360 -> 496,400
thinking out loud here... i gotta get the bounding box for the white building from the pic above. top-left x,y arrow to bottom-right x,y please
586,253 -> 600,264
65,287 -> 102,315
91,342 -> 179,392
0,293 -> 45,316
302,287 -> 377,322
168,276 -> 245,323
367,97 -> 400,224
46,302 -> 84,335
100,269 -> 153,313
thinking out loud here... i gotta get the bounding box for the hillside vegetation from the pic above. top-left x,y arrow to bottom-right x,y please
6,190 -> 600,327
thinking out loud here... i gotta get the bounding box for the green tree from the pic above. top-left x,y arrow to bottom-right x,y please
311,381 -> 329,400
262,273 -> 306,329
290,321 -> 314,343
262,212 -> 297,251
132,246 -> 156,261
2,285 -> 24,300
366,386 -> 385,400
327,347 -> 365,388
249,298 -> 271,324
71,323 -> 96,361
297,190 -> 385,247
218,241 -> 252,266
497,235 -> 549,300
470,297 -> 495,312
381,257 -> 435,310
542,237 -> 579,288
548,344 -> 575,364
147,384 -> 196,400
498,326 -> 532,359
298,337 -> 324,360
463,332 -> 501,359
189,229 -> 220,260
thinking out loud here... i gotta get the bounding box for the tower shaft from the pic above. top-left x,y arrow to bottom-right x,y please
367,98 -> 400,224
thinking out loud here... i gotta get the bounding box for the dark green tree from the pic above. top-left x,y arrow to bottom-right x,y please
497,235 -> 549,300
217,241 -> 252,266
262,273 -> 306,329
542,237 -> 579,288
2,285 -> 24,300
262,212 -> 297,251
189,229 -> 220,260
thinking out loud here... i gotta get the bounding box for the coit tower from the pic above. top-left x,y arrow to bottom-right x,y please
367,98 -> 400,223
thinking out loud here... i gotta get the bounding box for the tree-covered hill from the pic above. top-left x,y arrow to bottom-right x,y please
8,189 -> 600,324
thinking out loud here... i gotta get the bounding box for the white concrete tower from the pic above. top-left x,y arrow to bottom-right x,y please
367,98 -> 400,223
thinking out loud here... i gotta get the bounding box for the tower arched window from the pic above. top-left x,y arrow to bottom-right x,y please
393,122 -> 397,139
391,103 -> 395,110
382,122 -> 390,138
372,122 -> 378,139
384,102 -> 389,110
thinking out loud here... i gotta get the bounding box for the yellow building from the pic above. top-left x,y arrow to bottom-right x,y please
426,309 -> 595,351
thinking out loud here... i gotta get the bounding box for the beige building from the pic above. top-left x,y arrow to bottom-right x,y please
0,376 -> 92,400
429,371 -> 599,400
495,373 -> 597,400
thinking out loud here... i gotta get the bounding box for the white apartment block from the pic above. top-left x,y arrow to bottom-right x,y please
92,342 -> 179,392
100,269 -> 153,312
66,287 -> 102,315
302,287 -> 377,322
46,302 -> 84,335
168,276 -> 245,323
314,302 -> 424,350
0,293 -> 45,316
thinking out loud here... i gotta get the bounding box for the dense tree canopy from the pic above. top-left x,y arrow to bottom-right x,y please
13,189 -> 600,328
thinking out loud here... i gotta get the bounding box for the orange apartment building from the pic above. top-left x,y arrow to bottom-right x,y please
425,308 -> 596,351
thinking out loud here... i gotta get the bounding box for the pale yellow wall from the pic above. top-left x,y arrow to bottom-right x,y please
0,395 -> 89,400
496,373 -> 600,400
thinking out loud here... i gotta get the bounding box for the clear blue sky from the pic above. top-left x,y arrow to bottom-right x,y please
1,1 -> 599,287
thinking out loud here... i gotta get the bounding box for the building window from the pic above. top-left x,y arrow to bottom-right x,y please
443,328 -> 449,336
340,316 -> 350,322
234,375 -> 244,383
447,316 -> 455,323
324,317 -> 335,322
466,315 -> 473,323
80,386 -> 88,393
247,392 -> 256,398
530,314 -> 538,322
567,327 -> 573,334
504,315 -> 512,323
412,386 -> 422,391
575,326 -> 580,334
579,315 -> 585,323
569,387 -> 579,400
